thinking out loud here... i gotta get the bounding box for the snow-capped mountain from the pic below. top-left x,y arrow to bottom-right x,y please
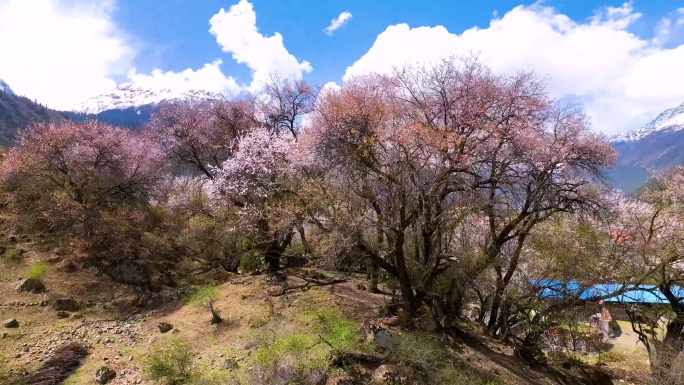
609,101 -> 684,194
74,84 -> 223,114
0,78 -> 16,95
612,102 -> 684,143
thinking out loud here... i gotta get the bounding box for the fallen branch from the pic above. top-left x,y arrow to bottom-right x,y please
268,273 -> 347,296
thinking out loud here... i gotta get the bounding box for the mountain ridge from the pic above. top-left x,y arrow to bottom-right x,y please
74,83 -> 224,114
609,101 -> 684,194
611,102 -> 684,143
0,78 -> 15,95
0,79 -> 68,147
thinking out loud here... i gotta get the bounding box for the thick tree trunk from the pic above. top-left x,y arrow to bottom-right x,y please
265,249 -> 280,274
447,288 -> 465,322
665,315 -> 684,346
487,234 -> 526,333
392,232 -> 417,317
488,290 -> 504,332
296,224 -> 310,255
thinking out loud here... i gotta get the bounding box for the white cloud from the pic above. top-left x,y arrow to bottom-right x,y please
209,0 -> 312,90
324,11 -> 352,35
343,3 -> 684,135
320,81 -> 341,96
127,60 -> 241,95
654,8 -> 684,47
133,0 -> 312,98
0,0 -> 311,110
0,0 -> 132,109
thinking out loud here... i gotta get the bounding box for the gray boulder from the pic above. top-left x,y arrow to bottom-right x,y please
53,297 -> 80,311
157,322 -> 173,333
57,311 -> 70,319
95,366 -> 116,384
3,318 -> 18,328
15,278 -> 46,294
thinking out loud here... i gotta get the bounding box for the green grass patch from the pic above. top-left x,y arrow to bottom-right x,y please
2,247 -> 23,263
305,308 -> 368,355
245,308 -> 364,384
144,336 -> 196,385
188,285 -> 218,307
27,262 -> 49,280
251,332 -> 327,384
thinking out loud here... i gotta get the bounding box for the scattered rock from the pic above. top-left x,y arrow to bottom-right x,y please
374,330 -> 397,350
15,278 -> 46,294
134,292 -> 168,309
95,366 -> 117,383
372,364 -> 407,384
101,261 -> 150,285
3,318 -> 19,328
326,374 -> 357,385
222,358 -> 239,370
56,311 -> 70,319
157,322 -> 173,333
53,297 -> 80,311
60,261 -> 78,273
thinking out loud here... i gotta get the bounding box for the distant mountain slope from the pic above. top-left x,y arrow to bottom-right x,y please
0,78 -> 15,95
0,78 -> 222,149
74,83 -> 222,114
63,105 -> 156,130
0,81 -> 68,147
610,102 -> 684,194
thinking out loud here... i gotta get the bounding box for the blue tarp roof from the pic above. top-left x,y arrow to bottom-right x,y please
532,280 -> 684,304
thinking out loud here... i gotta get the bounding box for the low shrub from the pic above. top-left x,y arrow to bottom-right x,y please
598,350 -> 625,364
3,247 -> 22,263
27,262 -> 49,280
144,337 -> 195,384
390,332 -> 449,369
239,248 -> 263,273
251,332 -> 327,385
189,285 -> 222,324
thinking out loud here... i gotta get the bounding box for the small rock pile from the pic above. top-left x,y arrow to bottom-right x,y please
8,314 -> 146,365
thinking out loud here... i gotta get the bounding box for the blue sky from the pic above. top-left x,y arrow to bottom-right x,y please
0,0 -> 683,134
112,0 -> 679,87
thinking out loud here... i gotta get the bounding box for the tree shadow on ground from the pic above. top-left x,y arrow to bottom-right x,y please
458,332 -> 596,385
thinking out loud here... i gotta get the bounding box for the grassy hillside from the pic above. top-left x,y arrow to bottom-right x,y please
0,218 -> 650,384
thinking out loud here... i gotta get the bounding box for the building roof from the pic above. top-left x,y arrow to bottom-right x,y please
533,280 -> 684,304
